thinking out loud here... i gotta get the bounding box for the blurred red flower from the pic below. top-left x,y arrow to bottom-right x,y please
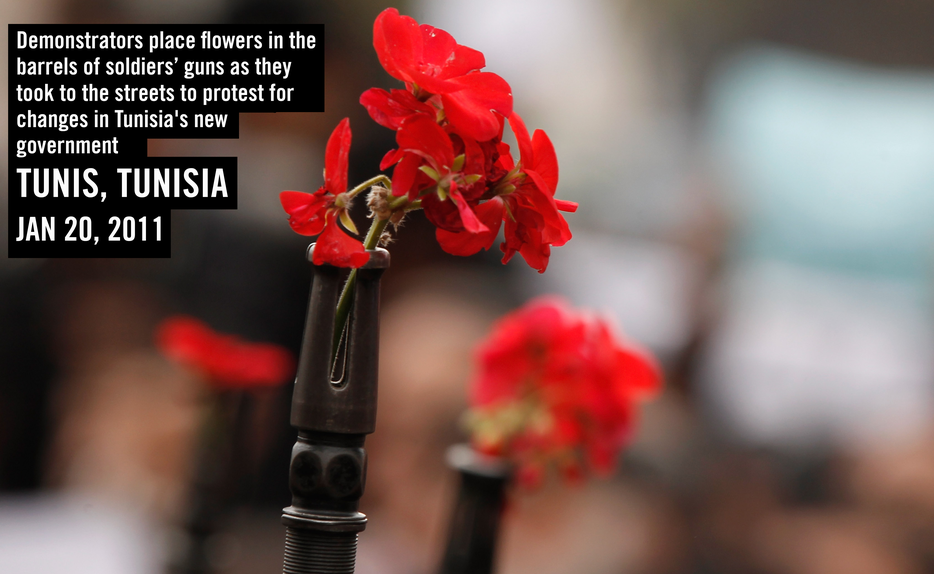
466,297 -> 661,487
156,316 -> 295,390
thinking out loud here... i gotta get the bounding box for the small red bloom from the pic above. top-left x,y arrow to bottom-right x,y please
466,298 -> 661,486
434,114 -> 577,272
156,316 -> 295,390
387,115 -> 490,234
372,8 -> 513,141
373,8 -> 484,93
279,119 -> 369,268
499,113 -> 577,272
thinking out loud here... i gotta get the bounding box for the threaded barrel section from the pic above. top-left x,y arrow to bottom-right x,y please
282,527 -> 357,574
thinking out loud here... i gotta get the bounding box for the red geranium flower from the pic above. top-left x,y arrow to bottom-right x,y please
280,10 -> 577,279
156,316 -> 295,390
371,8 -> 513,141
435,113 -> 578,273
279,118 -> 370,268
466,298 -> 661,487
384,115 -> 492,235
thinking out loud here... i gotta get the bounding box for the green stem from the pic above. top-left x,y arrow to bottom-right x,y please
346,175 -> 392,199
388,194 -> 409,210
331,216 -> 390,369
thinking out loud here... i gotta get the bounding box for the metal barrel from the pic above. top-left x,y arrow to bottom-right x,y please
282,245 -> 389,574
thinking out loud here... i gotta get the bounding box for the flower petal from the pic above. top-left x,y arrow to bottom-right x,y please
422,193 -> 463,231
530,129 -> 559,194
373,8 -> 421,84
419,24 -> 485,80
380,148 -> 403,171
500,201 -> 552,273
523,172 -> 572,246
390,152 -> 423,198
451,184 -> 488,234
360,88 -> 434,131
446,44 -> 486,78
396,114 -> 455,172
324,118 -> 351,195
555,199 -> 578,212
312,214 -> 370,268
443,72 -> 513,141
436,197 -> 504,256
279,189 -> 330,236
517,235 -> 552,273
507,112 -> 534,168
373,9 -> 479,95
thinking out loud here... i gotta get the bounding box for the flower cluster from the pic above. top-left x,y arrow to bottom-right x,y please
281,8 -> 577,273
466,298 -> 662,488
156,316 -> 295,390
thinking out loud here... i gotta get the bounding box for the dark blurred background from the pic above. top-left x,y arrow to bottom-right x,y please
3,1 -> 934,573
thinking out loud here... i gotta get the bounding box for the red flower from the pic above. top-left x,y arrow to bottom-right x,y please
156,316 -> 295,390
280,10 -> 578,276
498,114 -> 576,272
372,8 -> 513,141
386,115 -> 491,235
373,8 -> 484,92
435,113 -> 577,272
466,298 -> 661,486
279,119 -> 369,268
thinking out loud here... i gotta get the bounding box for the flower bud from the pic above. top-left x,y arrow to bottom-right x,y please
366,185 -> 393,220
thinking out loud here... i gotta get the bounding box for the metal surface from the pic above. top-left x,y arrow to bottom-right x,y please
438,445 -> 512,574
282,245 -> 389,574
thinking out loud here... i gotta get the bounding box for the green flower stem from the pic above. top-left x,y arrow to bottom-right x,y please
389,195 -> 406,210
385,195 -> 422,215
346,175 -> 392,199
331,216 -> 390,369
